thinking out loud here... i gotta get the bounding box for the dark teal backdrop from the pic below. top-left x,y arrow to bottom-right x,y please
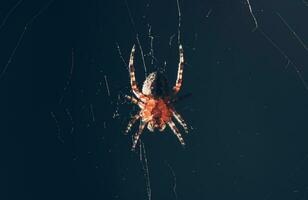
1,0 -> 308,200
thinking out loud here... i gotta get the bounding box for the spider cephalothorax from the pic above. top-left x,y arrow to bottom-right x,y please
125,44 -> 188,150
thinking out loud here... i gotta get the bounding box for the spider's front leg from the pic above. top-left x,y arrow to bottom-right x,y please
173,44 -> 184,95
172,110 -> 189,133
131,120 -> 147,150
129,45 -> 147,102
125,113 -> 140,134
168,120 -> 185,146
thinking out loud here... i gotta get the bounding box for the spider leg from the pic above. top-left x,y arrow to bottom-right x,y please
125,95 -> 144,109
172,110 -> 189,133
173,44 -> 184,94
131,120 -> 147,151
167,120 -> 185,146
129,45 -> 147,102
125,113 -> 140,134
125,95 -> 138,104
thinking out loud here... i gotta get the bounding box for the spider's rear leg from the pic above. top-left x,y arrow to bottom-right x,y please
131,120 -> 147,151
128,45 -> 147,102
125,95 -> 144,109
173,44 -> 184,95
125,113 -> 140,134
172,110 -> 189,133
167,120 -> 185,146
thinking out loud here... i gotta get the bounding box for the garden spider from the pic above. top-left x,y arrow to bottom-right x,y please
125,44 -> 188,150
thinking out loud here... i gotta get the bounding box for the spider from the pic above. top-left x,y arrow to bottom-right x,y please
125,44 -> 189,150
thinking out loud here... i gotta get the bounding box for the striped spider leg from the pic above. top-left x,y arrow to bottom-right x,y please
173,44 -> 184,95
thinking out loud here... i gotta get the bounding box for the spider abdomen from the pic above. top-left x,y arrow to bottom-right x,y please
142,72 -> 170,98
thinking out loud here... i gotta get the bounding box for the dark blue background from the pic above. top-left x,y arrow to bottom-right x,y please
1,0 -> 308,199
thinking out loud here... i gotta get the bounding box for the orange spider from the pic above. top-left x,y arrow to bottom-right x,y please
125,44 -> 188,150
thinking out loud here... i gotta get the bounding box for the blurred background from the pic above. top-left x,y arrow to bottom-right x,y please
1,0 -> 308,199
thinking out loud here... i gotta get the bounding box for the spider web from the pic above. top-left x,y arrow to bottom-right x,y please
117,0 -> 183,199
2,0 -> 308,200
